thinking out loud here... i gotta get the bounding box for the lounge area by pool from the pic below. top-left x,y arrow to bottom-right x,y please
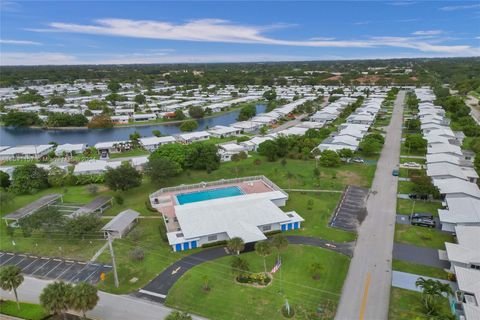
176,186 -> 244,205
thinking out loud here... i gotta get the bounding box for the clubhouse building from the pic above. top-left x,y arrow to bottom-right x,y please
149,176 -> 304,252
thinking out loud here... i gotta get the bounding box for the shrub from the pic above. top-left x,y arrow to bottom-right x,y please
114,194 -> 124,205
158,223 -> 168,242
201,240 -> 227,248
236,272 -> 271,286
86,184 -> 99,195
129,247 -> 144,261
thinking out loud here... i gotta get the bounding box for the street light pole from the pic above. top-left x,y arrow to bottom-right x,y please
107,232 -> 119,288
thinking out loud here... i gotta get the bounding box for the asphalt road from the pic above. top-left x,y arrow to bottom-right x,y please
138,235 -> 354,303
0,276 -> 207,320
335,91 -> 405,320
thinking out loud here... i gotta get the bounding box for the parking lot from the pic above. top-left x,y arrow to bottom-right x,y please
0,251 -> 111,284
329,185 -> 369,232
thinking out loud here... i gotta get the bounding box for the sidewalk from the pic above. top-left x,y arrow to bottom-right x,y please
0,276 -> 207,320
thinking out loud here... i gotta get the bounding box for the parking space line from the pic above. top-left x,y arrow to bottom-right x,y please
21,258 -> 39,271
31,258 -> 51,275
83,267 -> 100,283
42,260 -> 62,278
14,256 -> 26,266
55,263 -> 74,280
1,253 -> 16,265
69,263 -> 90,282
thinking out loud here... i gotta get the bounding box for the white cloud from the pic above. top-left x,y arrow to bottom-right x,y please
412,30 -> 443,36
439,3 -> 480,11
2,49 -> 479,66
0,39 -> 42,45
0,52 -> 78,65
26,18 -> 480,55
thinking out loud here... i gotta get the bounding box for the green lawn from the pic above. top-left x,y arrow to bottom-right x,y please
392,260 -> 449,280
397,181 -> 415,194
96,219 -> 186,294
1,153 -> 375,294
394,224 -> 454,249
396,199 -> 443,216
389,288 -> 452,320
166,245 -> 350,320
108,148 -> 149,159
283,192 -> 356,242
400,144 -> 426,157
0,300 -> 47,320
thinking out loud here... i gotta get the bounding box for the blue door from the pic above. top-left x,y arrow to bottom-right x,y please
175,244 -> 182,252
191,241 -> 197,249
183,242 -> 190,250
281,224 -> 287,231
294,222 -> 299,229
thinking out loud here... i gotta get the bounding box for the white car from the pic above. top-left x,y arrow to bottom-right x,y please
403,162 -> 421,168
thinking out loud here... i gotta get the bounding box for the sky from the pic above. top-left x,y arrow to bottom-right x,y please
1,0 -> 479,65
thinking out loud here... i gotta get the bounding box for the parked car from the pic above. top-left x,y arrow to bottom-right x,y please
403,162 -> 421,168
392,169 -> 399,176
353,157 -> 364,163
410,213 -> 434,220
411,218 -> 436,228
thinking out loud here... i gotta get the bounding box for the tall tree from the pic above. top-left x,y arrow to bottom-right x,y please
271,234 -> 289,260
0,265 -> 24,310
70,282 -> 99,319
40,281 -> 73,318
10,164 -> 49,194
227,237 -> 245,255
104,162 -> 142,191
254,241 -> 272,273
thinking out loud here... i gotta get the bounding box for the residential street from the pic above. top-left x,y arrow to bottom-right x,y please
466,94 -> 480,124
0,276 -> 207,320
335,91 -> 405,320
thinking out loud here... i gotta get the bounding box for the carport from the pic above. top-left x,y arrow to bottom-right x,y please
2,194 -> 63,226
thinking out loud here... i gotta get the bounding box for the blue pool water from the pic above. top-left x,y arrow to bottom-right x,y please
176,186 -> 244,205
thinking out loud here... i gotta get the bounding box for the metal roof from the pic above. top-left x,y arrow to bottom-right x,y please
101,209 -> 139,232
71,196 -> 112,217
3,194 -> 62,220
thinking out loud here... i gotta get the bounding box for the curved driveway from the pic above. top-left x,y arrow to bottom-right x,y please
136,235 -> 354,303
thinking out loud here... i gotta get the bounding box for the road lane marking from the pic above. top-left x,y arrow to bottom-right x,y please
139,289 -> 166,299
359,273 -> 371,320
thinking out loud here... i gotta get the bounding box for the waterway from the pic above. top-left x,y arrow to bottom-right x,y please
0,104 -> 266,146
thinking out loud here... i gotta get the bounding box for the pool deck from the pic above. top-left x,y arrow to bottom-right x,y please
154,180 -> 274,232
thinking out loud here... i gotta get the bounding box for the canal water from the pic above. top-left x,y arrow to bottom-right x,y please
0,104 -> 266,146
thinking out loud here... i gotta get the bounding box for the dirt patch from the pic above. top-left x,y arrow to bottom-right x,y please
337,171 -> 364,186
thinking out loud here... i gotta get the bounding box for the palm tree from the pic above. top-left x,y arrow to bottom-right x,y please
230,256 -> 250,275
271,234 -> 289,260
227,237 -> 245,255
0,265 -> 24,310
69,282 -> 99,319
415,277 -> 453,315
255,241 -> 272,273
40,281 -> 73,319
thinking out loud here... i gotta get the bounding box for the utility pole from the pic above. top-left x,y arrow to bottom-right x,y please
107,232 -> 119,288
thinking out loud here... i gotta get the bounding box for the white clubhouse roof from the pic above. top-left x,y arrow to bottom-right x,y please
174,191 -> 299,243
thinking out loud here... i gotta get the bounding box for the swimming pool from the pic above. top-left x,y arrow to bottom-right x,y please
176,186 -> 244,205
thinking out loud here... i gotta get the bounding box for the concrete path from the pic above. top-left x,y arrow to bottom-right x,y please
466,94 -> 480,124
283,188 -> 343,193
391,271 -> 454,292
90,241 -> 109,262
393,243 -> 450,269
0,276 -> 207,320
137,236 -> 354,303
336,91 -> 405,320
